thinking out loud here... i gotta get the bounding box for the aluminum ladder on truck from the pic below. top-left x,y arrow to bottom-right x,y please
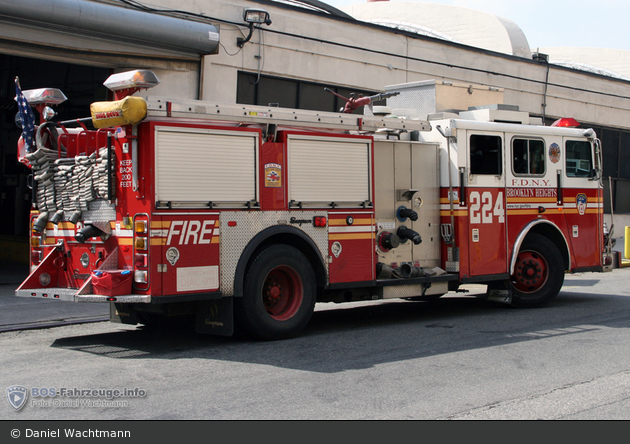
143,97 -> 432,134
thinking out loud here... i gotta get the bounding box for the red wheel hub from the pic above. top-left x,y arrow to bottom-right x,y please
512,251 -> 548,292
262,265 -> 303,321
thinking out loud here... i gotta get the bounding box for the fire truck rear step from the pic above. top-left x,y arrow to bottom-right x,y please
15,287 -> 151,303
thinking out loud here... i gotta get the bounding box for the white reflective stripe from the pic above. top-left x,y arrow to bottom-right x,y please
47,229 -> 74,237
153,212 -> 220,216
329,225 -> 374,233
563,202 -> 602,208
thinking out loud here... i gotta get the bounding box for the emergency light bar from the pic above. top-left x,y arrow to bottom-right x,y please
22,88 -> 67,106
103,70 -> 160,99
104,70 -> 160,91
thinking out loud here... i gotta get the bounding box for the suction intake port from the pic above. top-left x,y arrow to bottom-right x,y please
397,226 -> 422,245
378,231 -> 401,252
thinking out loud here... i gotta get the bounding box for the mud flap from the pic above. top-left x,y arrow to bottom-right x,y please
195,297 -> 234,336
485,281 -> 512,304
109,303 -> 139,325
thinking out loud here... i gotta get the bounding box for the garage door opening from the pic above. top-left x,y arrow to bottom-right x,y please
0,55 -> 110,262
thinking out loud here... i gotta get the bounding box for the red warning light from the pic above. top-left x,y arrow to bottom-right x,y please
313,216 -> 327,227
551,117 -> 580,127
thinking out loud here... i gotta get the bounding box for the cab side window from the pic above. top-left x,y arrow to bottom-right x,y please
470,135 -> 502,175
513,138 -> 545,175
566,140 -> 593,177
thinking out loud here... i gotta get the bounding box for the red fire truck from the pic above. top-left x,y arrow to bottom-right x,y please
15,70 -> 614,340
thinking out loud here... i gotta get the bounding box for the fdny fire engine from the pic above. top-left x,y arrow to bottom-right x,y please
15,70 -> 614,340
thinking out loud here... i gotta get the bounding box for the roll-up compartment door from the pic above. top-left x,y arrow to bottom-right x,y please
155,126 -> 259,206
287,135 -> 371,207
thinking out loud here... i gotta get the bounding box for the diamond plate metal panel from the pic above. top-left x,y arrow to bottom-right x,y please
445,261 -> 460,272
83,198 -> 116,222
385,80 -> 438,120
219,211 -> 329,295
15,287 -> 77,302
382,281 -> 448,299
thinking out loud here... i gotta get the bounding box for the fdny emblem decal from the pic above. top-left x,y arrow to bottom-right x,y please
264,163 -> 282,188
576,193 -> 588,215
331,241 -> 342,258
549,143 -> 561,164
6,385 -> 28,411
166,247 -> 180,266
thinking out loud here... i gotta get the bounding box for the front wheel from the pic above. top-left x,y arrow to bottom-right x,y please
508,233 -> 565,308
235,244 -> 316,340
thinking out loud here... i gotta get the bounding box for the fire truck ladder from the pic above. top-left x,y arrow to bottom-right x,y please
144,97 -> 431,134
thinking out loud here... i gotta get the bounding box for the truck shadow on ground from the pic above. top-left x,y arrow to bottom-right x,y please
50,289 -> 630,373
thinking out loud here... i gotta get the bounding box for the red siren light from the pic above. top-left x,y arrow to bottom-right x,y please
551,117 -> 580,127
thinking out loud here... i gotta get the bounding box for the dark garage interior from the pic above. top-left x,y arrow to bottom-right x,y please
0,55 -> 110,263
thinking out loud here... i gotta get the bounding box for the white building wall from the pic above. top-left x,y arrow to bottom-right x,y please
189,0 -> 630,130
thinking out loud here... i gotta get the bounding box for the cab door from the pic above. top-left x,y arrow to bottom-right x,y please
562,137 -> 603,268
465,132 -> 508,277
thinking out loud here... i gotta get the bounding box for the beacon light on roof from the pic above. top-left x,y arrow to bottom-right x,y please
103,70 -> 160,100
15,88 -> 67,126
551,117 -> 580,128
21,88 -> 67,106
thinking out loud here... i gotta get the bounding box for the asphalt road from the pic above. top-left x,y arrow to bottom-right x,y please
1,267 -> 630,420
0,262 -> 109,332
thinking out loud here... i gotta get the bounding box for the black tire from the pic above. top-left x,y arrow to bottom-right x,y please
235,244 -> 316,340
509,233 -> 565,308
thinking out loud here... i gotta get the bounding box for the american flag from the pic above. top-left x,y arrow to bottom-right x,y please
15,77 -> 36,153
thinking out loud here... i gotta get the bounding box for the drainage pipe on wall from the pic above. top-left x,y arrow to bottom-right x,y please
0,0 -> 219,55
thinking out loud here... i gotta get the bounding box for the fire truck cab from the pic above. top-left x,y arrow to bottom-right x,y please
420,107 -> 607,305
15,70 -> 612,340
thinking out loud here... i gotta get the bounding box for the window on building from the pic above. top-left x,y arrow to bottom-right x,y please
615,180 -> 630,213
620,132 -> 630,179
512,138 -> 544,175
565,140 -> 593,177
237,72 -> 377,114
470,135 -> 502,175
602,129 -> 620,179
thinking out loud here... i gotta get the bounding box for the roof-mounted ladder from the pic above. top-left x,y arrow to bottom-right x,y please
144,97 -> 431,133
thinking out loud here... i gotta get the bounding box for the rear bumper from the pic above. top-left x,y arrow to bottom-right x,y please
15,287 -> 151,303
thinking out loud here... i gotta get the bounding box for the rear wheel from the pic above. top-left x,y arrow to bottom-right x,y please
235,244 -> 316,340
509,233 -> 565,308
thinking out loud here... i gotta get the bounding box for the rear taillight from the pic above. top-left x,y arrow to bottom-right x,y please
31,250 -> 42,265
135,253 -> 148,268
134,270 -> 148,284
132,213 -> 150,290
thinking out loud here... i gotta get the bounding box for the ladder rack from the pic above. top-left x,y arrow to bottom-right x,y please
144,97 -> 431,133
